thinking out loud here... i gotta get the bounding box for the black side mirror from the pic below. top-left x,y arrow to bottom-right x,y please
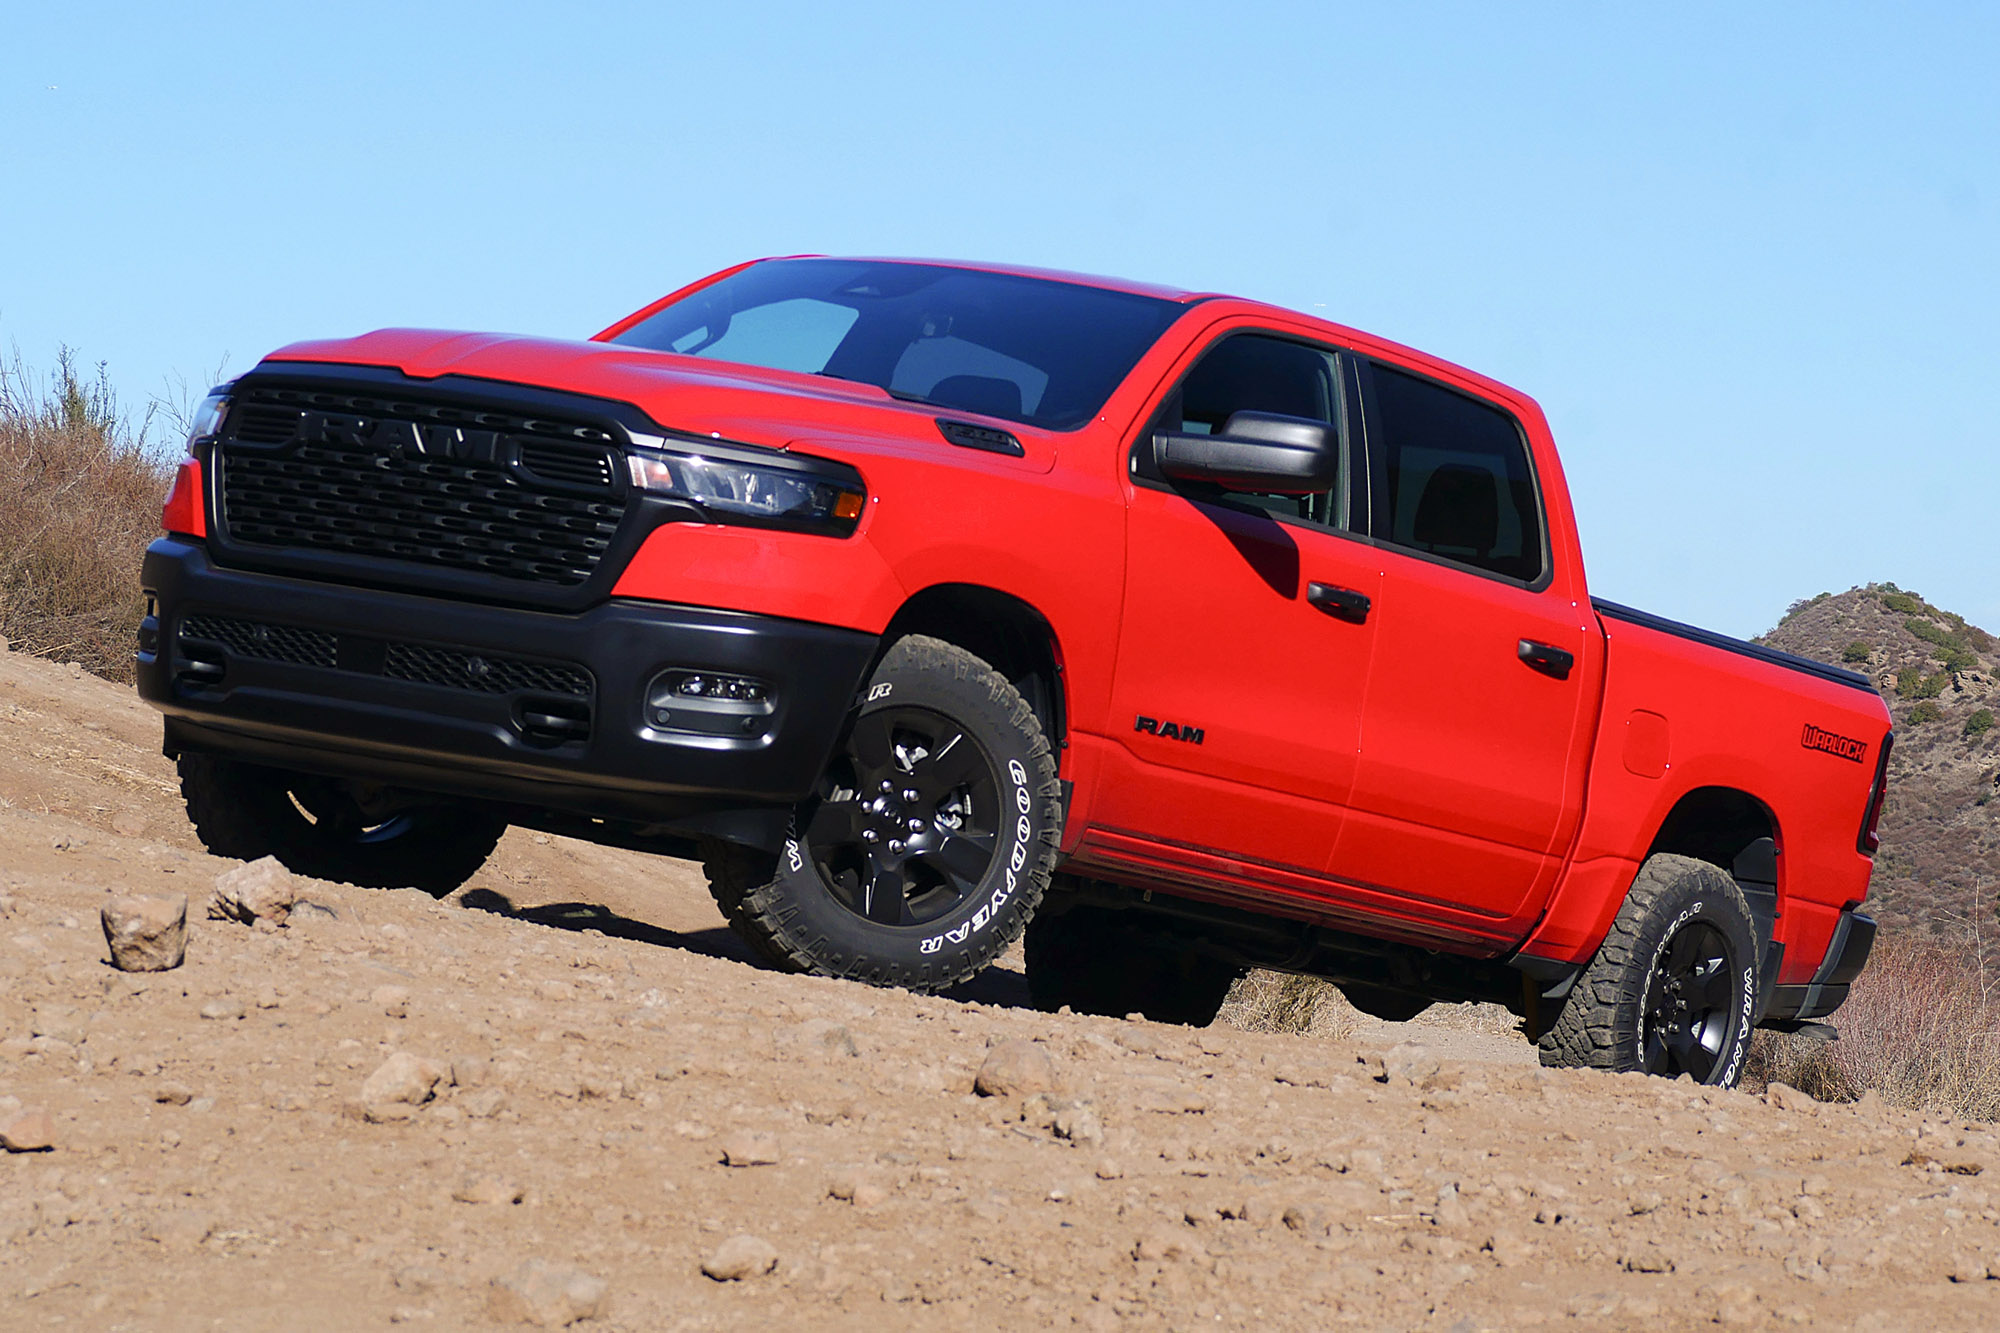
1155,411 -> 1338,496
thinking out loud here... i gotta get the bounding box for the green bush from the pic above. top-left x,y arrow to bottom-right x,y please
1969,709 -> 1997,738
1910,700 -> 1944,724
1898,669 -> 1948,700
1842,641 -> 1873,663
1882,591 -> 1925,615
1942,647 -> 1980,673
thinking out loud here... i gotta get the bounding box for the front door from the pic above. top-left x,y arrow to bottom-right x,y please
1092,331 -> 1381,879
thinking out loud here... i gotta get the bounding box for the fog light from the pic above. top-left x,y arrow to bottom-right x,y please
644,669 -> 777,739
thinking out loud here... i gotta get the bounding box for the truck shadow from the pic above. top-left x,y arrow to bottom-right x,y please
455,887 -> 1033,1008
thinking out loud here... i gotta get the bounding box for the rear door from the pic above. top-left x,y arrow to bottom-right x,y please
1331,360 -> 1594,920
1091,329 -> 1382,877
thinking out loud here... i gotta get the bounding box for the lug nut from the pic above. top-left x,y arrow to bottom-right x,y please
861,829 -> 879,843
902,788 -> 920,804
880,780 -> 895,793
889,840 -> 905,854
907,817 -> 924,832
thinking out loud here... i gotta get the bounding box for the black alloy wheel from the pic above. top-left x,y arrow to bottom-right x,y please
1639,919 -> 1737,1080
1537,852 -> 1759,1087
711,634 -> 1062,992
802,705 -> 1002,928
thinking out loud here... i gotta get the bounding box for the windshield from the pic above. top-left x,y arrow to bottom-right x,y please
608,259 -> 1185,430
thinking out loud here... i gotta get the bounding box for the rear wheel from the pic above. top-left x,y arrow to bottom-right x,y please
1537,853 -> 1759,1086
178,753 -> 504,898
1025,900 -> 1243,1027
724,635 -> 1062,991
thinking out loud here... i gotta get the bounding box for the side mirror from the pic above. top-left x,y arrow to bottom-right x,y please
1155,411 -> 1339,495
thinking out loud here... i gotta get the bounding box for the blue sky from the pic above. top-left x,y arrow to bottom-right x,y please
4,2 -> 1994,638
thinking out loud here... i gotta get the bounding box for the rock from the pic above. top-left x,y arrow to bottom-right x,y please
1053,1102 -> 1104,1146
460,1087 -> 508,1119
28,1003 -> 88,1045
486,1259 -> 608,1325
1095,1158 -> 1124,1180
372,984 -> 412,1018
1380,1041 -> 1441,1085
1766,1082 -> 1819,1113
1134,1228 -> 1205,1262
0,1110 -> 55,1152
209,856 -> 297,927
975,1040 -> 1057,1098
112,812 -> 148,837
452,1055 -> 490,1087
788,1018 -> 859,1060
101,894 -> 188,972
155,1082 -> 194,1106
395,1264 -> 447,1294
452,1172 -> 524,1205
701,1234 -> 779,1281
199,997 -> 246,1021
359,1052 -> 446,1122
719,1129 -> 780,1166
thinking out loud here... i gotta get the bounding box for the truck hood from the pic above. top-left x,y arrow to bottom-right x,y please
263,329 -> 1057,470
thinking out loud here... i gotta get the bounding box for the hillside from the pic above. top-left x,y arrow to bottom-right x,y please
7,631 -> 2000,1327
1759,585 -> 2000,941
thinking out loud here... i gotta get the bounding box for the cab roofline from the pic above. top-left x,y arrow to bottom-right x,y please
788,255 -> 1217,305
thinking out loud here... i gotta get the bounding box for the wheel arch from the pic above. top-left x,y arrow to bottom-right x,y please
1644,784 -> 1783,947
878,583 -> 1067,753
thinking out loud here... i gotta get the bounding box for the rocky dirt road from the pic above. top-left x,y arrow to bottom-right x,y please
4,641 -> 2000,1330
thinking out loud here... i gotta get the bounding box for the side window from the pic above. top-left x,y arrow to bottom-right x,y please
1147,334 -> 1348,530
1368,364 -> 1545,583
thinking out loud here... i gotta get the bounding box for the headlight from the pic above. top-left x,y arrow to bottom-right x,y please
186,390 -> 230,448
626,447 -> 866,535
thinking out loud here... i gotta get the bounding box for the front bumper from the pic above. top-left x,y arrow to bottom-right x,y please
137,539 -> 879,832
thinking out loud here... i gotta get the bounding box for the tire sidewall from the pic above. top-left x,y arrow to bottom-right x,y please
759,644 -> 1055,987
1622,869 -> 1758,1086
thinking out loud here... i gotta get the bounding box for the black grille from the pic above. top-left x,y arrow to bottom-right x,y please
178,615 -> 336,668
217,385 -> 627,588
384,641 -> 591,697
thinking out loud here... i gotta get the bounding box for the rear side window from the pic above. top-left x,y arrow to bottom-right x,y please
1368,364 -> 1544,583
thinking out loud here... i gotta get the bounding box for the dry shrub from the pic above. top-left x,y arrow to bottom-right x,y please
1748,937 -> 2000,1120
0,351 -> 175,683
1220,971 -> 1357,1039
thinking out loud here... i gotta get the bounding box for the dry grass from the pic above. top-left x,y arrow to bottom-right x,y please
1748,936 -> 2000,1120
1220,971 -> 1359,1039
0,350 -> 176,683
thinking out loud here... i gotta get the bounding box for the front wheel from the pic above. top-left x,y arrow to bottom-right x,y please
726,635 -> 1062,992
178,754 -> 505,898
1537,853 -> 1759,1086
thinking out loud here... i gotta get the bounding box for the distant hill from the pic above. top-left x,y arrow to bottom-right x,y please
1757,584 -> 2000,941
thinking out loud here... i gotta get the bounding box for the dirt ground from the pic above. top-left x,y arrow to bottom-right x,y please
4,642 -> 2000,1331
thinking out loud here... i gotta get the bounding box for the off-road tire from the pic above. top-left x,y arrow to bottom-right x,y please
1025,898 -> 1244,1027
178,753 -> 505,898
1537,853 -> 1759,1086
698,840 -> 804,973
726,635 -> 1062,992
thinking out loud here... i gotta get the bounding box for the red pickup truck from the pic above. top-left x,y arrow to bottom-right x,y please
138,257 -> 1892,1086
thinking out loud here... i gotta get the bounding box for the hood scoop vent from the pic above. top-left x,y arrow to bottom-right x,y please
935,418 -> 1024,458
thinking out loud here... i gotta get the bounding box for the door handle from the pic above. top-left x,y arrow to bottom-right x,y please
1517,639 -> 1575,680
1308,583 -> 1371,624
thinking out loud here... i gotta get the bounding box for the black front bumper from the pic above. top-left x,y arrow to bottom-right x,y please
137,539 -> 879,838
